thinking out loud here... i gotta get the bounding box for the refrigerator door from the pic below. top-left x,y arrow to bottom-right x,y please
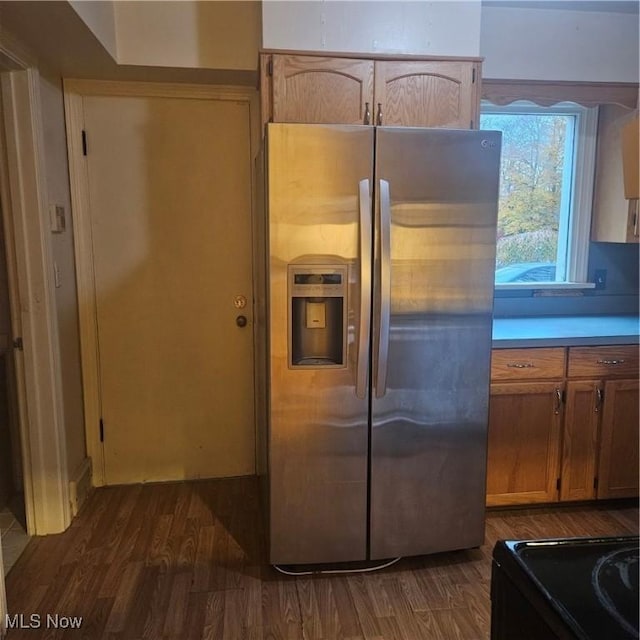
370,127 -> 501,559
267,124 -> 374,564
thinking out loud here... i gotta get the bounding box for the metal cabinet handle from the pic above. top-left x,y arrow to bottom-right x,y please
356,179 -> 372,399
376,103 -> 383,126
597,359 -> 625,366
595,387 -> 603,412
507,362 -> 534,369
236,315 -> 247,328
554,388 -> 563,415
630,199 -> 639,237
364,102 -> 371,125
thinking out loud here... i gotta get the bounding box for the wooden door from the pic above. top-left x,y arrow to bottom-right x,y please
486,382 -> 563,506
561,381 -> 601,501
374,60 -> 479,128
598,379 -> 639,499
83,94 -> 255,484
271,55 -> 374,124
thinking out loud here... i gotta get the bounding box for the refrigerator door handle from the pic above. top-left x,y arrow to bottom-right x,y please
375,179 -> 391,398
356,178 -> 372,399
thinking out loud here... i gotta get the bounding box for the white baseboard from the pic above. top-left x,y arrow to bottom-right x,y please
69,457 -> 92,518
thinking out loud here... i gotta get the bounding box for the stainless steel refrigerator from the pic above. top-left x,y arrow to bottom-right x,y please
262,123 -> 501,565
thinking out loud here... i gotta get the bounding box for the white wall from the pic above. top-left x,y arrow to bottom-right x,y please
69,0 -> 118,60
262,1 -> 482,57
38,74 -> 86,478
114,1 -> 261,70
481,6 -> 639,81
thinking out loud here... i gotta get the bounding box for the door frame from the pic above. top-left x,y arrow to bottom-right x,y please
64,80 -> 260,486
0,34 -> 70,536
0,535 -> 5,637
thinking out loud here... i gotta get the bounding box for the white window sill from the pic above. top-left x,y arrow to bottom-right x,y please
495,282 -> 597,291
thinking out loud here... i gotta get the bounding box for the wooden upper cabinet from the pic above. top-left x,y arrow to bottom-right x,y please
261,52 -> 481,129
591,105 -> 639,243
270,55 -> 374,125
373,60 -> 480,128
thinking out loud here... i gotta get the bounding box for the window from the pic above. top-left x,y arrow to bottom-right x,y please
480,102 -> 598,288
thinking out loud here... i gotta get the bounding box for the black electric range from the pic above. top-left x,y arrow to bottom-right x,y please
491,536 -> 639,640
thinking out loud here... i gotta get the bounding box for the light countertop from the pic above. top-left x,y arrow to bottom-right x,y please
492,315 -> 640,348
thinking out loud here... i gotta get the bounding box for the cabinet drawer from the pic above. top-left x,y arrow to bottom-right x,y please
568,345 -> 639,378
491,348 -> 566,381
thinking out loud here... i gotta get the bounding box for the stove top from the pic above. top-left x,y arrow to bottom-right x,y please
493,536 -> 639,640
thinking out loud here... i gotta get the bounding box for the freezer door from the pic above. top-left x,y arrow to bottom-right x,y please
370,127 -> 501,559
267,124 -> 374,564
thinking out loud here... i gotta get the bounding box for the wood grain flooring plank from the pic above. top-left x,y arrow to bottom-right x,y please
209,519 -> 232,591
140,571 -> 174,640
293,578 -> 322,640
183,592 -> 208,640
223,588 -> 251,640
76,596 -> 114,640
130,485 -> 165,562
162,571 -> 191,637
4,481 -> 638,640
146,513 -> 174,572
103,560 -> 144,633
191,524 -> 215,592
121,565 -> 160,638
101,484 -> 144,566
345,574 -> 382,639
379,577 -> 423,640
410,571 -> 457,611
176,515 -> 199,571
453,581 -> 491,634
201,591 -> 225,640
311,577 -> 340,640
375,615 -> 405,640
413,609 -> 447,640
244,566 -> 264,632
329,576 -> 365,639
430,607 -> 485,640
395,568 -> 430,612
261,575 -> 303,640
606,504 -> 639,531
356,573 -> 395,619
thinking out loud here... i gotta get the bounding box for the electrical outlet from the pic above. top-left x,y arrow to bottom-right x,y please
594,269 -> 607,290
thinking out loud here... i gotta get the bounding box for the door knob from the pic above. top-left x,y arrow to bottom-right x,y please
236,315 -> 247,328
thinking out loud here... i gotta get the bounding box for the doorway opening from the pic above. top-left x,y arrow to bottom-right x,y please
0,211 -> 29,575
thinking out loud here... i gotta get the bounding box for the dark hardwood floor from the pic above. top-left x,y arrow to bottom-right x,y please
4,477 -> 638,639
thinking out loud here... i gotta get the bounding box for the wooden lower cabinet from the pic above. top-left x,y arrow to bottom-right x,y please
486,382 -> 563,506
487,345 -> 639,507
597,379 -> 640,499
560,380 -> 601,501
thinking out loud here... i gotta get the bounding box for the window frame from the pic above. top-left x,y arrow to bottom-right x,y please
481,100 -> 599,290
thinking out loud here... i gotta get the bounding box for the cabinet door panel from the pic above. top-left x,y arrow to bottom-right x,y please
272,55 -> 374,124
561,381 -> 600,501
591,105 -> 639,243
487,382 -> 563,506
598,379 -> 639,499
374,61 -> 478,128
